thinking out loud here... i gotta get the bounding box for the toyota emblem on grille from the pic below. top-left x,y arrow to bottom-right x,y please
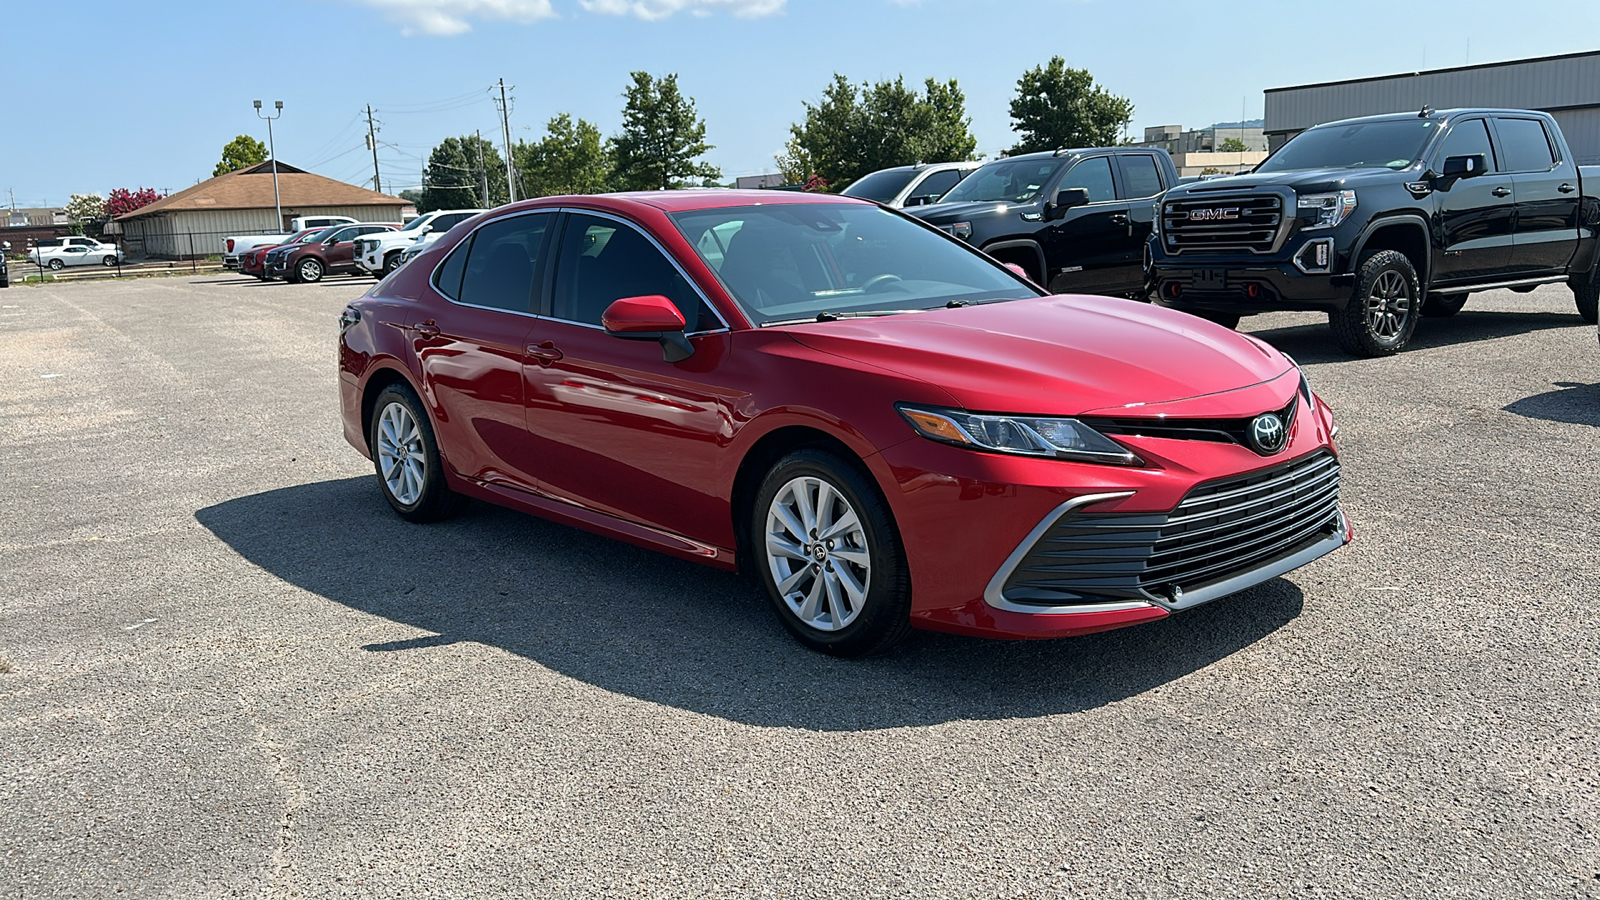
1249,412 -> 1288,454
1190,208 -> 1240,222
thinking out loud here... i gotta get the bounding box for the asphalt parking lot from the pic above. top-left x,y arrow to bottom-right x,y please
2,274 -> 1597,898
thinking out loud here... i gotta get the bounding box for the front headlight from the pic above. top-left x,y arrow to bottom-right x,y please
897,404 -> 1143,466
1298,190 -> 1357,230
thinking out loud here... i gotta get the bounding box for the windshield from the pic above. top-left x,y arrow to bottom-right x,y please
840,168 -> 918,203
670,204 -> 1038,326
398,215 -> 430,232
938,158 -> 1065,204
1257,120 -> 1438,173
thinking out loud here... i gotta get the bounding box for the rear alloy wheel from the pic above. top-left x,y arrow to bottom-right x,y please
1330,250 -> 1419,357
1573,267 -> 1599,324
369,384 -> 468,523
297,258 -> 325,284
48,258 -> 64,270
754,449 -> 911,657
102,255 -> 117,267
1421,292 -> 1467,317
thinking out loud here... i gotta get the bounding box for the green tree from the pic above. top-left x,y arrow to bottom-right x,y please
422,135 -> 507,212
781,74 -> 977,189
1008,58 -> 1134,155
214,135 -> 269,177
515,114 -> 613,198
611,72 -> 720,191
1218,137 -> 1250,153
398,189 -> 423,205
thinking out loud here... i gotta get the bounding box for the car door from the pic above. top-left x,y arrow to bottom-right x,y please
322,226 -> 368,272
1112,153 -> 1168,289
1036,155 -> 1133,295
63,246 -> 91,267
904,168 -> 966,209
410,211 -> 554,491
1492,115 -> 1581,276
520,210 -> 737,543
1430,116 -> 1515,284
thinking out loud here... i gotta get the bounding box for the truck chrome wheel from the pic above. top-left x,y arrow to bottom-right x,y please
1363,270 -> 1412,341
765,475 -> 872,633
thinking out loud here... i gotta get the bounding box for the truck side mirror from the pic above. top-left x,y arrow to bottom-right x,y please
1046,188 -> 1091,221
1441,154 -> 1486,179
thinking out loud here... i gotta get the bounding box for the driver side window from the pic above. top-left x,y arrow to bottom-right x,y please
1059,157 -> 1116,203
551,214 -> 720,332
1437,119 -> 1497,173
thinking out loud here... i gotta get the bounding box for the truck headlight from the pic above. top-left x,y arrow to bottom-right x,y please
897,404 -> 1143,466
1298,190 -> 1357,230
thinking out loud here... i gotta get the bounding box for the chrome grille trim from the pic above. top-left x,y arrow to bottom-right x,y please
1162,194 -> 1287,255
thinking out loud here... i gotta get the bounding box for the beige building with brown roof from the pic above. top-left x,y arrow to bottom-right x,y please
116,161 -> 408,259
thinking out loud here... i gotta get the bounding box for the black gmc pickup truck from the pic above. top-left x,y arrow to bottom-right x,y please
1146,108 -> 1600,356
910,147 -> 1179,297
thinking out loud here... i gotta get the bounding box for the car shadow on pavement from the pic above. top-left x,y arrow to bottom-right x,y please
196,477 -> 1303,731
1245,309 -> 1587,364
1503,381 -> 1600,426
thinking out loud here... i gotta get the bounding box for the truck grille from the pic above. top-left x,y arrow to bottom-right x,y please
1001,451 -> 1340,606
1162,194 -> 1284,255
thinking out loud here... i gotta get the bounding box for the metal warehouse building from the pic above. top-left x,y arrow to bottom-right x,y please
1264,50 -> 1600,163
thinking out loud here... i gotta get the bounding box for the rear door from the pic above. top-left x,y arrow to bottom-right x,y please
1492,115 -> 1581,275
1036,155 -> 1134,295
1112,152 -> 1168,288
1430,117 -> 1514,284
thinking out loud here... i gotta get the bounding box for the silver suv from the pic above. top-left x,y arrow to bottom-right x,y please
840,161 -> 979,209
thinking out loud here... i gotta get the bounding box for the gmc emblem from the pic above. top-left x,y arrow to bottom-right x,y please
1190,208 -> 1240,222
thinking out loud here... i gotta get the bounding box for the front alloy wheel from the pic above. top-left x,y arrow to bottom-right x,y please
47,258 -> 64,270
753,449 -> 911,656
1330,250 -> 1420,357
297,258 -> 324,283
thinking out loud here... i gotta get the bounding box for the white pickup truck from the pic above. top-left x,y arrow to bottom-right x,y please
353,208 -> 485,277
223,215 -> 362,269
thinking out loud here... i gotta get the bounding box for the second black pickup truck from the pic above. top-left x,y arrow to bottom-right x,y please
910,147 -> 1179,298
1146,108 -> 1600,356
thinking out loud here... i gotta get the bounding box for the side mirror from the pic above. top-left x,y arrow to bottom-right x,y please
904,195 -> 935,208
1045,187 -> 1090,221
602,294 -> 694,363
1441,154 -> 1486,179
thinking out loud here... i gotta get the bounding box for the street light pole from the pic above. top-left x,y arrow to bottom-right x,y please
254,100 -> 284,230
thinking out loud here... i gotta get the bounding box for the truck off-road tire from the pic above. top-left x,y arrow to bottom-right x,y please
1330,250 -> 1420,357
1421,292 -> 1467,318
382,253 -> 403,277
1572,268 -> 1599,324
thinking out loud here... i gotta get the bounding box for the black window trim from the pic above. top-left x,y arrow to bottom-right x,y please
1487,115 -> 1562,174
540,207 -> 732,336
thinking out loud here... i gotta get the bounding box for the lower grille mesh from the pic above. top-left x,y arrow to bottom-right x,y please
1002,451 -> 1341,606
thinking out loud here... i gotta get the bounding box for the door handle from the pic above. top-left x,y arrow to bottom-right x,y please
1491,186 -> 1511,197
1110,213 -> 1129,225
1558,183 -> 1576,193
412,320 -> 439,338
526,340 -> 564,365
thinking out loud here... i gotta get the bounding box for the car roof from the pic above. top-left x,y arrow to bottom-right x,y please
503,190 -> 875,215
1313,108 -> 1555,129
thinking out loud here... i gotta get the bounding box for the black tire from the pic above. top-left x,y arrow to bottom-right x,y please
47,258 -> 64,271
382,252 -> 403,276
1573,267 -> 1599,324
102,255 -> 117,267
751,449 -> 912,657
296,257 -> 324,284
1421,291 -> 1467,318
1330,250 -> 1420,357
367,383 -> 468,523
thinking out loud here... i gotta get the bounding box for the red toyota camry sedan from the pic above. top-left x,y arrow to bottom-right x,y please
337,191 -> 1349,656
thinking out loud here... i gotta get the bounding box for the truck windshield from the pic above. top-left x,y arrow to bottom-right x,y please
1257,120 -> 1439,173
937,158 -> 1064,204
841,169 -> 917,203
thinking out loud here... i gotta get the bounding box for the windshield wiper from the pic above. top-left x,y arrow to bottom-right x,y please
761,309 -> 929,326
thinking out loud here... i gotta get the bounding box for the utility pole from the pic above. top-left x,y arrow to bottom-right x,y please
476,129 -> 490,208
364,105 -> 382,194
497,78 -> 517,203
253,100 -> 284,229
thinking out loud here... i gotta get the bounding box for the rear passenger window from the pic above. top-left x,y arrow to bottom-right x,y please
1495,118 -> 1555,172
457,213 -> 551,313
1060,157 -> 1116,202
1119,154 -> 1164,199
433,235 -> 470,300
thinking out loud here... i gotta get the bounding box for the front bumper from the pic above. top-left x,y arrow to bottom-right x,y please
1146,229 -> 1358,314
868,379 -> 1348,639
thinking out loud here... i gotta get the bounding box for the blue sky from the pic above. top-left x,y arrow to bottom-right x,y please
4,0 -> 1597,207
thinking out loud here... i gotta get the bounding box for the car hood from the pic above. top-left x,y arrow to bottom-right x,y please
782,295 -> 1292,415
908,200 -> 1034,225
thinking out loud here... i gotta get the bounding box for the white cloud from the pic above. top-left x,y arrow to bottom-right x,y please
359,0 -> 557,36
580,0 -> 784,20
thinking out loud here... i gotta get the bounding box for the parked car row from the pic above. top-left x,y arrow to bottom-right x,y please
864,106 -> 1598,358
25,236 -> 124,270
222,215 -> 363,269
353,208 -> 487,278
